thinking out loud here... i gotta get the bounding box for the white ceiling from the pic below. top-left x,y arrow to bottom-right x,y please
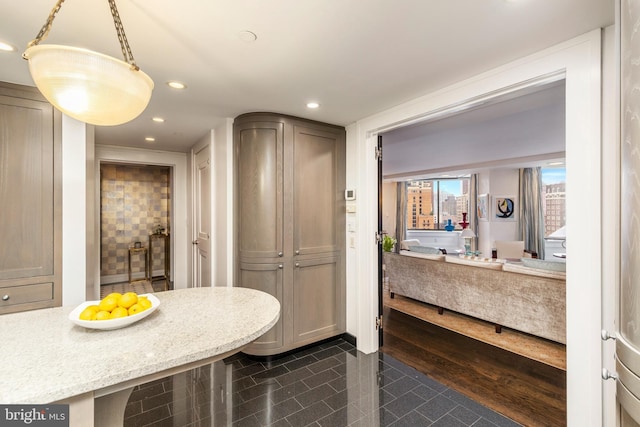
0,0 -> 613,152
382,80 -> 567,180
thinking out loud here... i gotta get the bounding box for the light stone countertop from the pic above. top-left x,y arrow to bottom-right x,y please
0,287 -> 280,404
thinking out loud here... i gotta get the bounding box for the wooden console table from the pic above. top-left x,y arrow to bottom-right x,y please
127,247 -> 149,283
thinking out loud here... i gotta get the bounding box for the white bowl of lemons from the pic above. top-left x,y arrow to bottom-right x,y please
69,292 -> 160,330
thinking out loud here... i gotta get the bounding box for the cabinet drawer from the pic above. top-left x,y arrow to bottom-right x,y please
0,282 -> 54,308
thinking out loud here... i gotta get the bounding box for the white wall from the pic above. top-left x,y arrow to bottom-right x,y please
346,30 -> 603,426
345,124 -> 359,337
600,23 -> 618,426
481,169 -> 520,255
62,115 -> 88,306
381,182 -> 397,236
213,119 -> 234,286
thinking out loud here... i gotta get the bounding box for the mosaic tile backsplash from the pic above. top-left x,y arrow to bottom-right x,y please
100,164 -> 171,280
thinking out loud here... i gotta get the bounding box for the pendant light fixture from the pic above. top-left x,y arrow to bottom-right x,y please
23,0 -> 154,126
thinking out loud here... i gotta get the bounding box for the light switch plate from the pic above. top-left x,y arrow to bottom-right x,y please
345,189 -> 356,200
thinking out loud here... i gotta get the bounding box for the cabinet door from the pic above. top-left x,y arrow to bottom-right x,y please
0,89 -> 61,314
292,125 -> 345,256
292,255 -> 344,344
236,121 -> 284,260
238,262 -> 284,352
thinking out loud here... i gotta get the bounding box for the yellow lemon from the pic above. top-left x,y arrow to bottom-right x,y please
118,292 -> 138,309
138,297 -> 152,310
110,306 -> 129,319
79,307 -> 98,321
128,303 -> 144,315
95,310 -> 111,321
106,292 -> 122,301
98,296 -> 118,312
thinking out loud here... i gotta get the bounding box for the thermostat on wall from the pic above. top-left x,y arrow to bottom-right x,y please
345,189 -> 356,201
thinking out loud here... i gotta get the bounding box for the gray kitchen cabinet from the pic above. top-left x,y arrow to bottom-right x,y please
237,261 -> 284,350
0,82 -> 62,314
235,113 -> 345,356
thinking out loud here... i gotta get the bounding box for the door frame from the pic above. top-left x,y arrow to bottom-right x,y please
190,119 -> 235,288
95,145 -> 189,291
192,143 -> 212,287
348,29 -> 607,426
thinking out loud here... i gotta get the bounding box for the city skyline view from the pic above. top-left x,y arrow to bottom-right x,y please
405,167 -> 565,233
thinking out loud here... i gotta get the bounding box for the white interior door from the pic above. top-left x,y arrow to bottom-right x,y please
614,0 -> 640,424
194,146 -> 211,287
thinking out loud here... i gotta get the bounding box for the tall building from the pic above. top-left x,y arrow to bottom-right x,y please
406,179 -> 470,230
543,182 -> 566,236
440,194 -> 458,226
406,181 -> 434,229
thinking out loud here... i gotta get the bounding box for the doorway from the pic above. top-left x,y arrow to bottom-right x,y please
352,30 -> 606,425
377,81 -> 568,425
99,163 -> 173,292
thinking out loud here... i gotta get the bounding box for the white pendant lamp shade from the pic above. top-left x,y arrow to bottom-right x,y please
24,44 -> 154,126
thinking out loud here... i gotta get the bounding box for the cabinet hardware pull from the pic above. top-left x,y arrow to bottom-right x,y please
295,250 -> 300,255
602,368 -> 618,381
601,329 -> 616,341
2,295 -> 9,301
278,264 -> 283,269
295,263 -> 300,267
278,252 -> 283,257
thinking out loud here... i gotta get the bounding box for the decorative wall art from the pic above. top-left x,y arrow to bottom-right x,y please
493,196 -> 516,221
477,194 -> 489,221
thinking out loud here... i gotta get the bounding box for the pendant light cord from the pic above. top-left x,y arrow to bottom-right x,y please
26,0 -> 65,50
25,0 -> 139,70
108,0 -> 139,70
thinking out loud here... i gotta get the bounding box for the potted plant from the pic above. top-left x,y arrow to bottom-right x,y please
382,235 -> 397,252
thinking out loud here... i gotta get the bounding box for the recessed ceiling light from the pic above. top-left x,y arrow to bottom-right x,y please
166,81 -> 186,90
152,117 -> 165,123
145,137 -> 156,142
0,41 -> 16,52
306,102 -> 320,109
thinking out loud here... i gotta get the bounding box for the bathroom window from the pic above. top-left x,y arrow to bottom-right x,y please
405,178 -> 470,230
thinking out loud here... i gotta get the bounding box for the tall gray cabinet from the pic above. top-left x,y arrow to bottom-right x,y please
234,113 -> 346,356
0,82 -> 62,314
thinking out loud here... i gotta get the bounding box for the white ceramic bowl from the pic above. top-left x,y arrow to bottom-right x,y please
68,294 -> 160,330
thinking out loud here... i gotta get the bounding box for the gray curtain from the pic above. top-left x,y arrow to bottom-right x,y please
518,167 -> 545,258
470,174 -> 478,251
395,182 -> 407,253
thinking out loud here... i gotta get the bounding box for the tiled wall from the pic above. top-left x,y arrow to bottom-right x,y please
100,164 -> 171,282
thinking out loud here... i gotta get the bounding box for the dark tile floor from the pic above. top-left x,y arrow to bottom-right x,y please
124,338 -> 522,427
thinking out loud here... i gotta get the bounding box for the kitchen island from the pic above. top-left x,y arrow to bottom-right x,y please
0,287 -> 280,426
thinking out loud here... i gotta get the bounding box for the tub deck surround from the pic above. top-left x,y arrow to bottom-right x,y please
0,287 -> 280,427
385,252 -> 566,344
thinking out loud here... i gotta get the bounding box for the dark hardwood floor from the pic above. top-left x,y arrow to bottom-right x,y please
381,305 -> 567,427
